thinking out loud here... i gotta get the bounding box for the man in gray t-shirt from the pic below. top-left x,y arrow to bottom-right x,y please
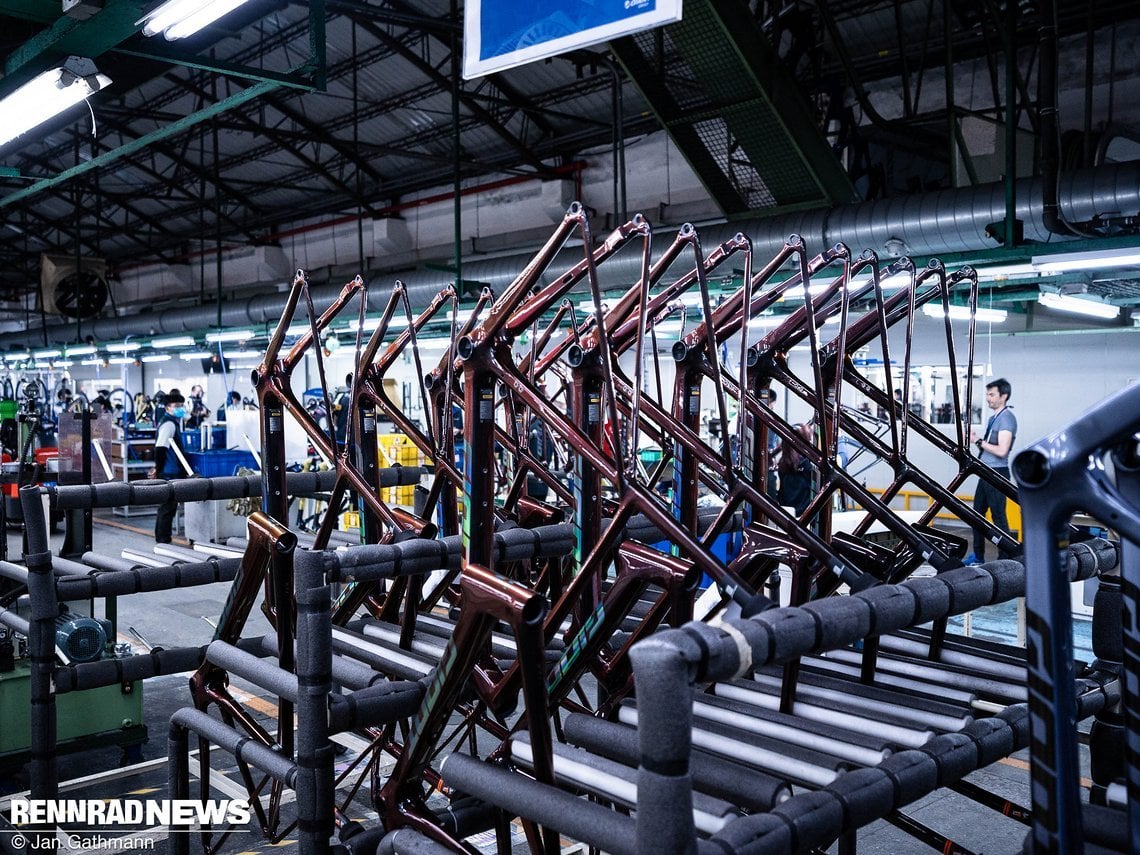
967,378 -> 1017,561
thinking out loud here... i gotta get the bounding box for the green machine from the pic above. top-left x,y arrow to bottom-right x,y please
0,604 -> 146,768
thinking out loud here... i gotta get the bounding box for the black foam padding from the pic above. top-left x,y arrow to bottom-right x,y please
939,565 -> 997,613
442,753 -> 638,854
986,559 -> 1027,601
619,508 -> 742,545
822,767 -> 897,830
381,828 -> 457,854
377,466 -> 430,488
852,585 -> 917,636
966,716 -> 1017,765
919,732 -> 978,785
130,482 -> 172,505
994,704 -> 1030,749
771,789 -> 844,852
636,767 -> 697,854
56,557 -> 241,599
1092,579 -> 1123,662
684,622 -> 752,683
327,680 -> 424,732
876,749 -> 938,804
1081,801 -> 1129,851
562,713 -> 790,812
55,644 -> 206,691
800,597 -> 872,651
732,619 -> 774,666
177,479 -> 212,502
707,812 -> 791,855
1066,538 -> 1119,581
1075,674 -> 1119,719
753,608 -> 820,662
900,576 -> 952,624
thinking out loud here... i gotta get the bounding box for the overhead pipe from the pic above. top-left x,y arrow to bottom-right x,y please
3,162 -> 1140,350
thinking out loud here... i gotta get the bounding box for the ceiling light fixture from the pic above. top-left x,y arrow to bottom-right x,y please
138,0 -> 254,40
33,349 -> 61,360
222,349 -> 261,359
921,304 -> 1008,323
0,57 -> 112,148
974,262 -> 1038,281
105,341 -> 140,353
66,344 -> 97,356
1036,291 -> 1120,320
179,351 -> 211,361
80,357 -> 104,366
151,335 -> 196,349
1031,247 -> 1140,273
141,353 -> 172,363
107,355 -> 136,365
205,329 -> 253,343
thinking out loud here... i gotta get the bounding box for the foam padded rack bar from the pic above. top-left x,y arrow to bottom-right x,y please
46,466 -> 428,509
321,523 -> 576,583
54,556 -> 242,599
627,548 -> 1116,853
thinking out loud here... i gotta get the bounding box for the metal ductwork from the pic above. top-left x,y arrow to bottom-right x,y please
3,162 -> 1139,351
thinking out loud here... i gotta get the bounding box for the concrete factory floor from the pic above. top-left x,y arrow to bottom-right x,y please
0,511 -> 1094,855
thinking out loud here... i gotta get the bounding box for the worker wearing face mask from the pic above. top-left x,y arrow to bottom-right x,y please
149,388 -> 190,543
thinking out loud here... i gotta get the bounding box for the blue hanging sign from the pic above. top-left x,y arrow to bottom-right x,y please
464,0 -> 683,79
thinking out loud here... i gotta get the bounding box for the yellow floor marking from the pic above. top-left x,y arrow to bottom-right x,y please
997,756 -> 1091,788
227,685 -> 279,718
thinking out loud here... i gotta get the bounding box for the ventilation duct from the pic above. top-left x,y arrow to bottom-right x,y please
5,162 -> 1139,349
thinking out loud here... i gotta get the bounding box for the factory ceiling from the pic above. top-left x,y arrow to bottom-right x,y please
0,0 -> 1137,333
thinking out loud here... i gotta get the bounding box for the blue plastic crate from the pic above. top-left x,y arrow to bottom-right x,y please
187,450 -> 257,477
181,430 -> 202,452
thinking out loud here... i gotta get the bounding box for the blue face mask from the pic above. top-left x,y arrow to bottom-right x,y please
171,407 -> 186,419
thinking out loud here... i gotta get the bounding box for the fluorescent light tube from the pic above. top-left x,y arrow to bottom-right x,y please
921,304 -> 1007,323
4,352 -> 28,363
138,0 -> 254,40
66,344 -> 97,356
108,355 -> 136,365
974,263 -> 1038,281
1036,292 -> 1120,319
141,353 -> 172,363
222,349 -> 261,359
80,357 -> 104,366
151,335 -> 196,349
179,351 -> 211,361
1032,247 -> 1140,273
0,57 -> 112,147
205,329 -> 253,343
33,349 -> 61,359
105,341 -> 140,353
55,359 -> 73,368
